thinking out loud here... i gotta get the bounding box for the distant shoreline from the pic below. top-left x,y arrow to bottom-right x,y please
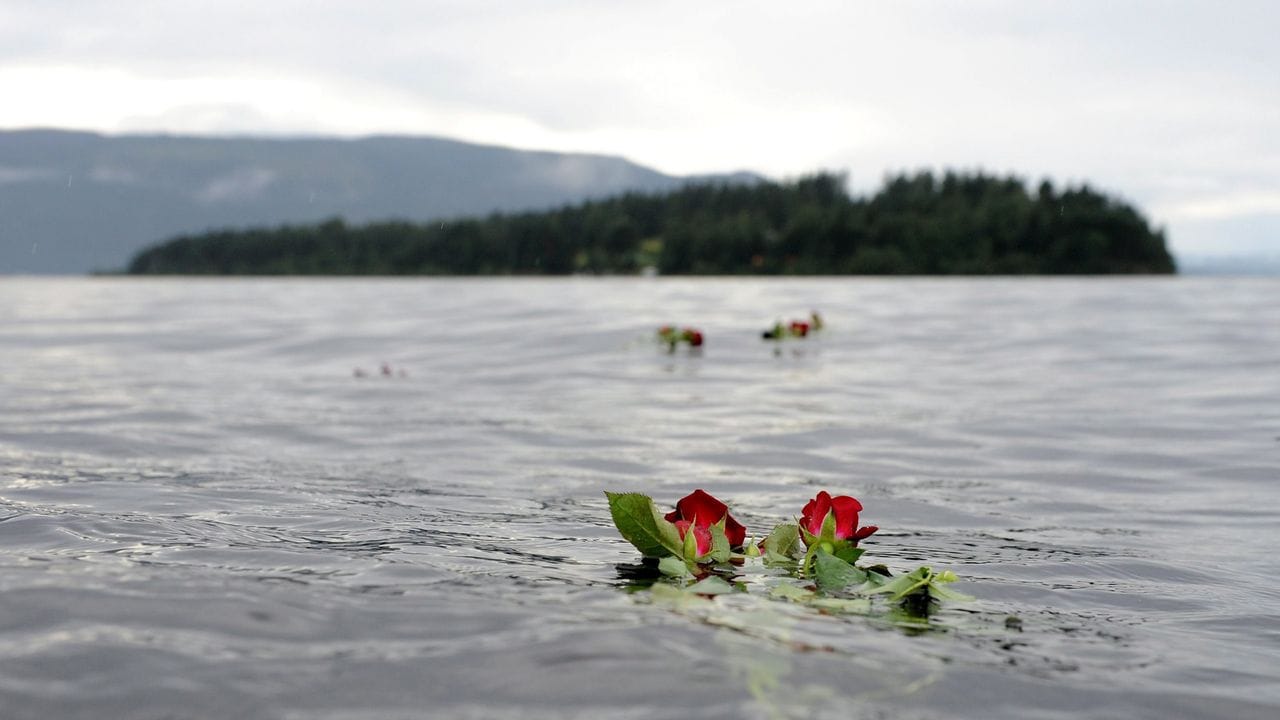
126,171 -> 1177,276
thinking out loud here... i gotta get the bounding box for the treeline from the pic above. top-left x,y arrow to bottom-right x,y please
127,171 -> 1175,275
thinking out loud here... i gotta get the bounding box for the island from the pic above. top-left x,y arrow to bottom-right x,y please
126,171 -> 1176,275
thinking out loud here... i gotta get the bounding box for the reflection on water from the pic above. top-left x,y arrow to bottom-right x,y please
0,277 -> 1278,719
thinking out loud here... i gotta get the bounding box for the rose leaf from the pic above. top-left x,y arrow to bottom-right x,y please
769,583 -> 816,602
865,566 -> 933,599
833,545 -> 865,565
688,575 -> 737,596
763,522 -> 801,562
658,555 -> 693,578
708,520 -> 732,563
813,549 -> 868,593
809,597 -> 872,614
605,491 -> 681,558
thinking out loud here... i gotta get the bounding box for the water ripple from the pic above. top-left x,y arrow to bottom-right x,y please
1,277 -> 1278,719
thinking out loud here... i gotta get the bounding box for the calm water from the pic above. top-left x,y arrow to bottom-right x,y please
1,277 -> 1278,720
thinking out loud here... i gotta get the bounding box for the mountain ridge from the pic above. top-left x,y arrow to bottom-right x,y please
0,128 -> 758,273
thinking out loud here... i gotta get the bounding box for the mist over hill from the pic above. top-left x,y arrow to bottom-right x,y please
0,129 -> 751,274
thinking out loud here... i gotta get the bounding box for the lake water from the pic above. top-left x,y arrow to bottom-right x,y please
1,276 -> 1277,720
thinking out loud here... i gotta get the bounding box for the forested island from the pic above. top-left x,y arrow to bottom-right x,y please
126,171 -> 1176,275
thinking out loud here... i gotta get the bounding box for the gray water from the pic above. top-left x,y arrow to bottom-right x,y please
1,277 -> 1277,720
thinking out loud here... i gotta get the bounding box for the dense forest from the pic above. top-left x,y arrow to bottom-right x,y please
127,171 -> 1176,275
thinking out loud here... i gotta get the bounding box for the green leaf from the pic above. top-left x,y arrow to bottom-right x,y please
708,520 -> 731,563
813,550 -> 869,593
850,569 -> 891,594
658,556 -> 692,578
605,492 -> 682,558
769,583 -> 815,602
682,518 -> 700,561
809,597 -> 872,614
649,582 -> 703,604
833,545 -> 865,565
763,522 -> 801,562
687,575 -> 736,596
819,511 -> 838,544
860,566 -> 972,604
865,566 -> 932,599
923,568 -> 973,601
927,583 -> 975,602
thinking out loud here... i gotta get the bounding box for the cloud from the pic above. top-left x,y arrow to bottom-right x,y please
1161,192 -> 1280,221
1,1 -> 1277,255
1169,214 -> 1280,256
118,103 -> 293,136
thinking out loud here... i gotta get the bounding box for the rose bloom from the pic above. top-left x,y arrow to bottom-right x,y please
665,489 -> 746,553
800,491 -> 877,544
671,519 -> 713,556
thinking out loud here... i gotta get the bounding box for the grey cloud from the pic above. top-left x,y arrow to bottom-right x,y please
118,103 -> 294,135
3,1 -> 1277,255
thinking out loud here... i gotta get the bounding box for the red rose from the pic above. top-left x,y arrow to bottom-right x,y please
665,489 -> 746,549
672,519 -> 713,556
683,329 -> 704,347
800,491 -> 877,544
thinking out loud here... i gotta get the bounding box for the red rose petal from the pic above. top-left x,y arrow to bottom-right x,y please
665,489 -> 746,549
830,495 -> 863,540
800,491 -> 832,536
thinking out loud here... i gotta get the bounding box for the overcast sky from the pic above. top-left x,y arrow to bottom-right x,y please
2,0 -> 1277,257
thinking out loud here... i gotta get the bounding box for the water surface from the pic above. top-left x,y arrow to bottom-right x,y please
1,277 -> 1277,719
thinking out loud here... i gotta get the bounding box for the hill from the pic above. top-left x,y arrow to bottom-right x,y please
127,171 -> 1176,275
0,129 -> 747,274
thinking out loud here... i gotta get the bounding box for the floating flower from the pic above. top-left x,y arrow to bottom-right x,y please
665,489 -> 746,549
606,488 -> 968,618
800,491 -> 877,545
658,325 -> 705,350
761,320 -> 786,340
604,486 -> 962,617
763,311 -> 823,340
